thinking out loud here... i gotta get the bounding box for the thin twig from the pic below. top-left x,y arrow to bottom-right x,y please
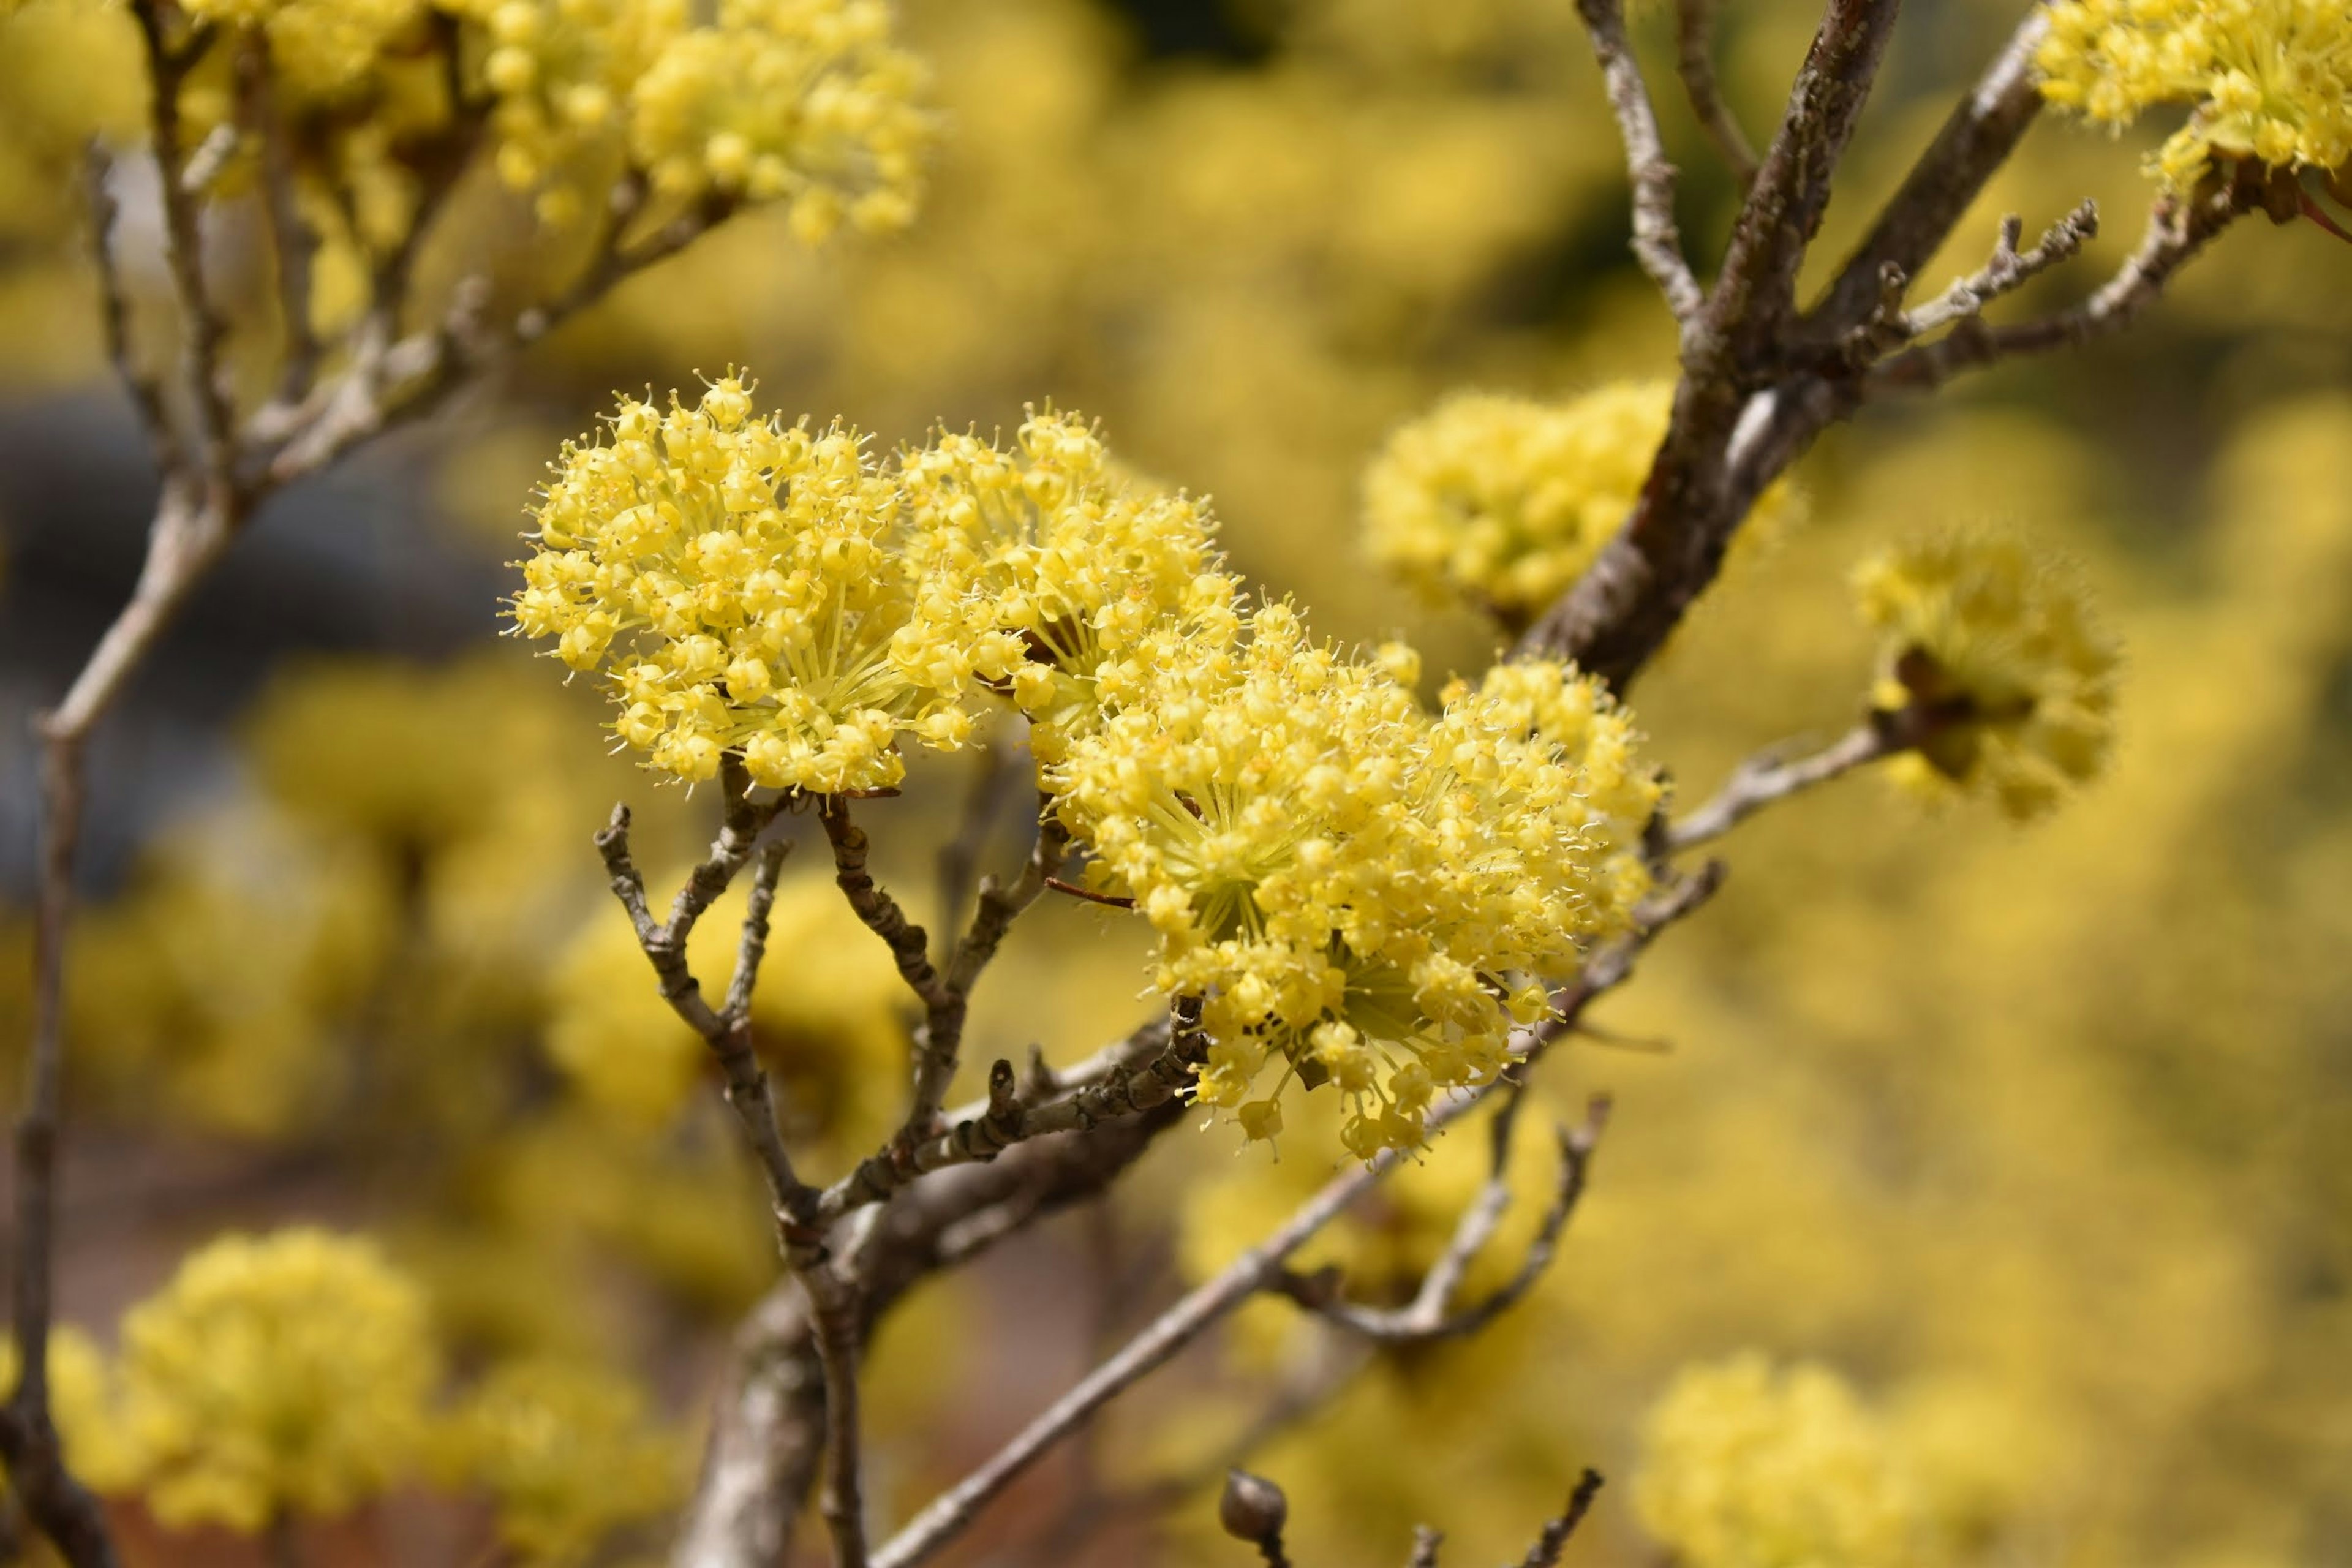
1662,720 -> 1894,852
79,143 -> 175,464
1406,1526 -> 1444,1568
1573,0 -> 1705,325
238,39 -> 322,402
1843,202 -> 2100,364
1276,1098 -> 1608,1344
1517,1470 -> 1605,1568
1869,189 -> 2246,395
1675,0 -> 1759,186
1805,9 -> 2051,336
807,1269 -> 871,1568
593,799 -> 815,1237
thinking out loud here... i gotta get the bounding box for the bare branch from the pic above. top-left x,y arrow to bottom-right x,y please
593,801 -> 816,1236
1675,0 -> 1759,187
1806,9 -> 2051,335
132,0 -> 236,505
1277,1099 -> 1609,1344
1663,720 -> 1894,852
1406,1528 -> 1444,1568
1868,189 -> 2247,396
807,1269 -> 871,1568
723,839 -> 793,1018
0,730 -> 120,1568
238,39 -> 322,402
80,144 -> 175,464
1517,1470 -> 1605,1568
821,795 -> 949,1011
1573,0 -> 1705,324
1843,201 -> 2100,364
815,1008 -> 1202,1223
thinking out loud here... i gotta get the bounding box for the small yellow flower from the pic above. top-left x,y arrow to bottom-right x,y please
118,1229 -> 440,1532
1854,533 -> 2120,820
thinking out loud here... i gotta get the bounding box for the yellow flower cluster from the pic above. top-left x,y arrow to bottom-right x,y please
899,409 -> 1235,761
513,378 -> 995,793
626,0 -> 932,243
1049,609 -> 1656,1156
2038,0 -> 2352,190
1854,534 -> 2120,821
518,383 -> 1654,1156
1363,381 -> 1799,626
178,0 -> 421,101
167,0 -> 928,236
460,0 -> 685,196
119,1229 -> 439,1531
1635,1354 -> 1917,1568
438,1358 -> 685,1565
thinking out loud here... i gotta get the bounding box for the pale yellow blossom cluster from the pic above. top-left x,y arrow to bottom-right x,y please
626,0 -> 932,243
165,0 -> 929,235
1363,381 -> 1800,625
1049,608 -> 1657,1156
1854,534 -> 2120,820
512,378 -> 995,793
2038,0 -> 2352,190
437,1358 -> 685,1565
899,410 -> 1237,761
1635,1354 -> 1917,1568
515,383 -> 1655,1156
118,1229 -> 440,1531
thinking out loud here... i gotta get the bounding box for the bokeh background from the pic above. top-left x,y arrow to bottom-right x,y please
3,0 -> 2351,1562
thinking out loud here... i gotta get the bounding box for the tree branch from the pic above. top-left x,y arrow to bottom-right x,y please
1573,0 -> 1705,325
1662,719 -> 1896,852
1275,1098 -> 1608,1344
1868,188 -> 2246,396
1675,0 -> 1760,187
1805,9 -> 2050,336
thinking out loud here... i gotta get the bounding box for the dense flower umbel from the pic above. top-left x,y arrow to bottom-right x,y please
626,0 -> 932,243
459,0 -> 687,197
1050,606 -> 1655,1156
1636,1354 -> 1917,1568
119,1229 -> 439,1531
511,380 -> 993,793
1855,535 -> 2120,821
899,409 -> 1240,761
2038,0 -> 2352,191
1365,381 -> 1799,625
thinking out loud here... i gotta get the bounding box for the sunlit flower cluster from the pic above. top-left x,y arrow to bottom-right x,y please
899,409 -> 1237,761
625,0 -> 932,242
1854,534 -> 2120,820
438,1358 -> 685,1565
512,378 -> 993,793
459,0 -> 685,198
119,1229 -> 440,1531
1364,382 -> 1798,625
1050,611 -> 1656,1156
164,0 -> 928,236
1635,1354 -> 1917,1568
2037,0 -> 2352,190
